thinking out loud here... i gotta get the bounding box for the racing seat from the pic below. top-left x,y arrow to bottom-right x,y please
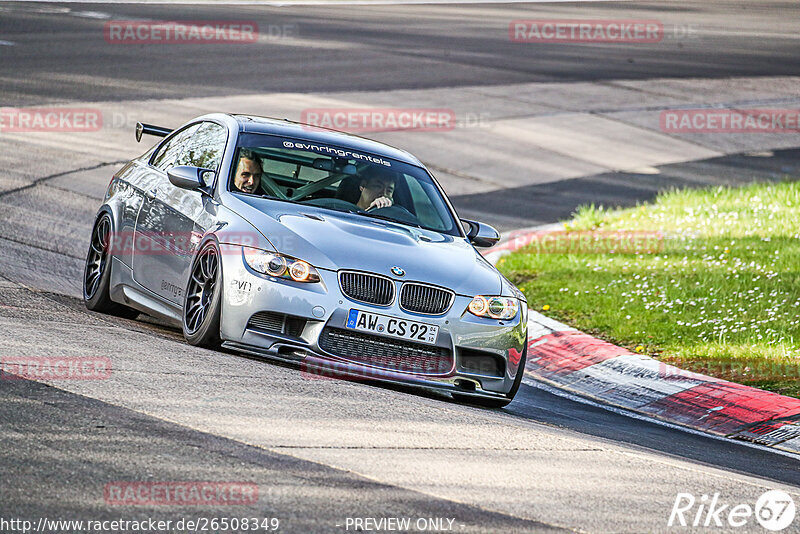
335,175 -> 362,205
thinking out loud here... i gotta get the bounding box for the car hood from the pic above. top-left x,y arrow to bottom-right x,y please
234,198 -> 502,297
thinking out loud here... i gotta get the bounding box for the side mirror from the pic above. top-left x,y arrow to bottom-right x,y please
462,219 -> 500,248
167,166 -> 215,191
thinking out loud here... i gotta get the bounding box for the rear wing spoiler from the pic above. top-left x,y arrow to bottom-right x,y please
135,122 -> 172,142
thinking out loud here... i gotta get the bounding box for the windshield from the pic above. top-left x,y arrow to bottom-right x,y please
229,134 -> 460,235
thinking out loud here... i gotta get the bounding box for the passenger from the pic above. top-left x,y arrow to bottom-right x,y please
233,149 -> 262,194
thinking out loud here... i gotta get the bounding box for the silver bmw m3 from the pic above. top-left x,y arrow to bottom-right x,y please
84,113 -> 528,407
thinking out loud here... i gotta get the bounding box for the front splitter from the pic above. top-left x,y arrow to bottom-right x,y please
221,340 -> 508,401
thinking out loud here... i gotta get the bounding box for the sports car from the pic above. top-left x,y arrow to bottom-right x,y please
83,113 -> 528,407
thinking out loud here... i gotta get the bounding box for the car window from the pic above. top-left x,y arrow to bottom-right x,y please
258,149 -> 331,183
230,134 -> 460,236
151,124 -> 201,171
175,122 -> 227,171
407,176 -> 450,230
261,155 -> 299,181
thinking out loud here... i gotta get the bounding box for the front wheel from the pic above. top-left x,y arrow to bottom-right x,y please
83,214 -> 138,318
183,241 -> 222,347
452,342 -> 527,408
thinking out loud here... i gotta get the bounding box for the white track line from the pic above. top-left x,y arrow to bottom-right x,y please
523,377 -> 800,460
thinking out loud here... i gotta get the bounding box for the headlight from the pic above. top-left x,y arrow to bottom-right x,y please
467,296 -> 519,320
243,248 -> 320,283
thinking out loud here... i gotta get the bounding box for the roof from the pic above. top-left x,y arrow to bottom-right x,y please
231,114 -> 423,167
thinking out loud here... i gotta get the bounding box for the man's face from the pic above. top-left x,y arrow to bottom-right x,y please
360,177 -> 395,206
234,157 -> 262,194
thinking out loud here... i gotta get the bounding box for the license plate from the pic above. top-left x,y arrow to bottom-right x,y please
346,309 -> 438,345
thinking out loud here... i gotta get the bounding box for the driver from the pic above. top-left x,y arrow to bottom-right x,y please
233,149 -> 262,194
357,168 -> 396,211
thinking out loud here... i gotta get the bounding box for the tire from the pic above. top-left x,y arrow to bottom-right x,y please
83,214 -> 138,319
182,241 -> 222,348
452,342 -> 527,408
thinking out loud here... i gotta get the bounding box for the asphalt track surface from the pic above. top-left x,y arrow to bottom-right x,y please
2,1 -> 800,104
1,1 -> 800,532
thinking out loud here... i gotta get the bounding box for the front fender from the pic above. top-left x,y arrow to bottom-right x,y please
212,205 -> 276,253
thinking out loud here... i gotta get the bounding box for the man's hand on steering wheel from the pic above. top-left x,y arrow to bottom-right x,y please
366,196 -> 393,211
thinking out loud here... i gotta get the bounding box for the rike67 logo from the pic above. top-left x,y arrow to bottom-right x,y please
669,490 -> 796,531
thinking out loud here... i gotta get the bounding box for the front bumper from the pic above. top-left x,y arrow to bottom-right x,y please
218,244 -> 526,398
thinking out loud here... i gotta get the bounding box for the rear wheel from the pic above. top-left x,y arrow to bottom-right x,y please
183,242 -> 222,348
452,342 -> 527,408
83,214 -> 138,318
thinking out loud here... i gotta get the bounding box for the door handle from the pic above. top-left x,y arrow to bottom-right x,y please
144,187 -> 158,201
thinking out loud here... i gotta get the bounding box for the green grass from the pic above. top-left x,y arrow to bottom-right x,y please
498,181 -> 800,397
